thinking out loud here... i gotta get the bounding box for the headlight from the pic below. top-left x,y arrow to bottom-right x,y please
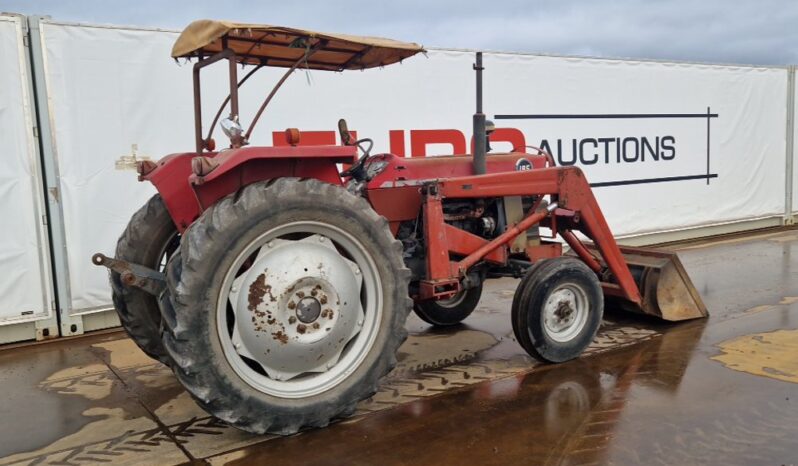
220,117 -> 244,141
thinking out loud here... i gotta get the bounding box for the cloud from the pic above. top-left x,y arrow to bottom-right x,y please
5,0 -> 797,65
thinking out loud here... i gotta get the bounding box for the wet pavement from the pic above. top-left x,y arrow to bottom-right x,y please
1,229 -> 797,465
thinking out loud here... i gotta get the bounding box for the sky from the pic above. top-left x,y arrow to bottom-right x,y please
2,0 -> 797,65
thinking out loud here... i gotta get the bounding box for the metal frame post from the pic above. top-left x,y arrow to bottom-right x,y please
192,48 -> 236,152
27,15 -> 85,337
472,52 -> 487,175
785,65 -> 796,225
0,14 -> 60,344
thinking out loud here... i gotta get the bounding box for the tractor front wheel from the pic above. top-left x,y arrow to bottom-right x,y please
512,257 -> 603,363
413,284 -> 483,326
160,178 -> 411,434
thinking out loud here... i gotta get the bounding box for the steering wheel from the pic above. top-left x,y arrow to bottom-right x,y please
339,138 -> 374,179
338,118 -> 374,180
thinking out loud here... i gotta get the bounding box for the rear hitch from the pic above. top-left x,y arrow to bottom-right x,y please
92,253 -> 166,296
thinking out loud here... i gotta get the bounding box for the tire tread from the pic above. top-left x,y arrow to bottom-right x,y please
161,178 -> 411,434
111,194 -> 176,365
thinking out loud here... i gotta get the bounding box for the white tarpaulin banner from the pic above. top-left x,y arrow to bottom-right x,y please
0,15 -> 53,325
39,21 -> 789,313
794,70 -> 798,216
40,22 -> 188,315
485,52 -> 788,236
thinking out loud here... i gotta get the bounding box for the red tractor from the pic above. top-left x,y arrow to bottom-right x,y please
93,20 -> 707,434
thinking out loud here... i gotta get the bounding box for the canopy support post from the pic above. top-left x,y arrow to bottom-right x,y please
244,42 -> 325,141
192,48 -> 235,153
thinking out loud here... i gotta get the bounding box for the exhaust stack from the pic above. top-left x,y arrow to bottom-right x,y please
473,52 -> 486,175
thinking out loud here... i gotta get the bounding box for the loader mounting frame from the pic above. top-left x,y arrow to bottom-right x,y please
417,166 -> 642,305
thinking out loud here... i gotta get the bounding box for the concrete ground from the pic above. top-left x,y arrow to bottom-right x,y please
1,229 -> 797,465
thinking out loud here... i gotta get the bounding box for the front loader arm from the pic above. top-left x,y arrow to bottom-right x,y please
428,166 -> 643,305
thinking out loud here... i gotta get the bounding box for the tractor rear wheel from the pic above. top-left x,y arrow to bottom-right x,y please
160,178 -> 411,434
111,194 -> 178,366
413,284 -> 483,326
512,257 -> 603,363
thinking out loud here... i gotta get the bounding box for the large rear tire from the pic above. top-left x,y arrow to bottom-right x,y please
160,178 -> 411,434
413,284 -> 483,326
111,195 -> 178,366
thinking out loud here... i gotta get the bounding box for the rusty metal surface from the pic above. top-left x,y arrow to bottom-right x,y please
618,245 -> 708,321
1,229 -> 797,465
430,166 -> 644,304
584,244 -> 709,321
648,253 -> 708,320
91,253 -> 166,296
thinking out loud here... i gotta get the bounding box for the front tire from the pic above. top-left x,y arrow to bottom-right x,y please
413,284 -> 483,326
512,257 -> 603,363
161,178 -> 411,434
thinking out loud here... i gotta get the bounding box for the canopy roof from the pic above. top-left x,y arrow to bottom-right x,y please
172,20 -> 425,71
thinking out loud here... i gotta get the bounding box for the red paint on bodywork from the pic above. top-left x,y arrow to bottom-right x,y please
194,145 -> 356,186
141,152 -> 201,231
366,152 -> 548,223
143,145 -> 357,232
430,167 -> 642,304
192,158 -> 343,210
143,142 -> 641,306
190,145 -> 355,216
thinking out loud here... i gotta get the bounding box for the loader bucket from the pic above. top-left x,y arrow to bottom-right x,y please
613,245 -> 708,321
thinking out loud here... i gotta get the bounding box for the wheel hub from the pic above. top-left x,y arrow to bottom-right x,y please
296,296 -> 322,323
553,301 -> 575,327
542,284 -> 589,343
227,234 -> 364,382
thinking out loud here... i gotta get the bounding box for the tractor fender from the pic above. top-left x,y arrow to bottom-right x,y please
142,146 -> 357,233
140,152 -> 199,232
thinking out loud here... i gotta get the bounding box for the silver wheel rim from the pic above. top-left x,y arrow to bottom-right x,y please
157,232 -> 179,272
216,221 -> 382,398
435,289 -> 468,308
542,282 -> 589,343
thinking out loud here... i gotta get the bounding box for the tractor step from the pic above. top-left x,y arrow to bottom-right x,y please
418,279 -> 461,300
91,253 -> 166,296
